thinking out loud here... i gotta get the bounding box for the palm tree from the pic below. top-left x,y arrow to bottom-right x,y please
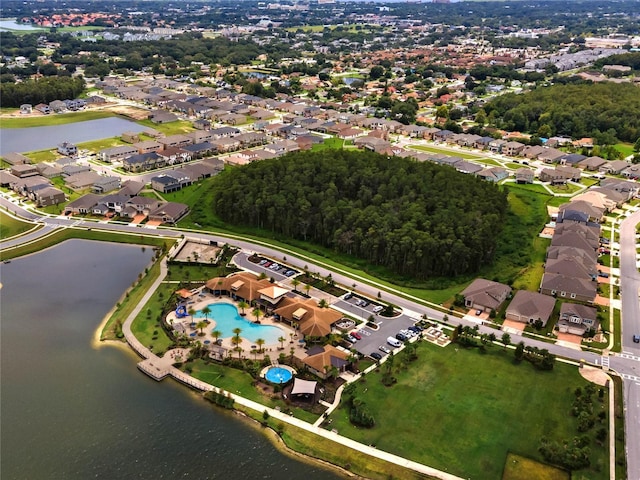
256,338 -> 265,354
252,307 -> 262,324
231,335 -> 243,359
212,330 -> 222,343
232,327 -> 242,346
188,307 -> 196,326
291,278 -> 300,292
201,306 -> 211,323
196,320 -> 207,336
278,336 -> 286,350
237,300 -> 249,316
303,283 -> 312,296
318,298 -> 329,308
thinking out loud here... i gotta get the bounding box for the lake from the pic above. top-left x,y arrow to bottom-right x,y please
0,19 -> 46,32
0,240 -> 339,480
0,117 -> 150,155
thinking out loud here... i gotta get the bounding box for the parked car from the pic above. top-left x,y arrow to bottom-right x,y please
346,334 -> 358,343
259,259 -> 267,265
379,345 -> 391,354
475,309 -> 483,316
351,331 -> 362,340
395,333 -> 409,342
633,335 -> 640,343
263,261 -> 272,267
370,352 -> 382,360
598,271 -> 610,278
408,326 -> 421,334
372,305 -> 384,313
344,293 -> 352,300
387,337 -> 402,348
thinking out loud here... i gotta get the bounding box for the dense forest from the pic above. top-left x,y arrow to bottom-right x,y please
483,82 -> 640,143
0,76 -> 85,107
209,150 -> 508,279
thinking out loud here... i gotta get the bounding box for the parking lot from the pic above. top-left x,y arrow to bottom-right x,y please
332,298 -> 422,360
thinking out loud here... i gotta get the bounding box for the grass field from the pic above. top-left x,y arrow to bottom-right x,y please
504,182 -> 550,195
311,137 -> 345,151
613,143 -> 634,158
1,111 -> 115,128
409,144 -> 484,159
0,211 -> 38,240
25,149 -> 58,163
328,342 -> 608,480
548,183 -> 584,195
136,118 -> 194,135
502,453 -> 569,480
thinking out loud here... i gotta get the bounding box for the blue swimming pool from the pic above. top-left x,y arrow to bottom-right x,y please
195,303 -> 284,344
265,367 -> 293,384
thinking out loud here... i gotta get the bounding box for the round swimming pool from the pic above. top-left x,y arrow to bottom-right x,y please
264,366 -> 293,384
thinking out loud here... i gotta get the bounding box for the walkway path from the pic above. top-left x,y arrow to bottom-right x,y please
119,257 -> 463,480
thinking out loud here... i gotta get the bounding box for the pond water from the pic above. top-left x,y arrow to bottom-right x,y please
0,117 -> 150,155
0,19 -> 46,31
0,240 -> 339,480
341,77 -> 363,86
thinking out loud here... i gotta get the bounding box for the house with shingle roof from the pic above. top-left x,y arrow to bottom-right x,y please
505,290 -> 556,326
303,345 -> 350,379
274,297 -> 342,338
557,303 -> 599,335
461,278 -> 512,313
540,273 -> 597,303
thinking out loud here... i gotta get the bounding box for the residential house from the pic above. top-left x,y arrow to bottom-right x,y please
190,130 -> 215,144
121,132 -> 141,144
539,167 -> 579,185
578,156 -> 607,171
488,139 -> 507,153
156,147 -> 192,165
559,153 -> 587,166
473,137 -> 494,150
34,103 -> 51,115
622,164 -> 640,180
433,130 -> 454,142
521,145 -> 545,159
150,172 -> 191,193
11,164 -> 39,178
123,196 -> 163,219
538,148 -> 565,164
57,142 -> 78,157
502,141 -> 525,157
558,200 -> 605,223
92,176 -> 121,194
133,140 -> 163,154
2,152 -> 31,165
515,167 -> 535,184
557,304 -> 599,335
100,145 -> 138,163
599,179 -> 639,200
65,171 -> 101,190
540,273 -> 597,303
599,160 -> 630,175
148,202 -> 189,224
477,167 -> 509,182
505,290 -> 556,326
49,100 -> 66,113
148,110 -> 178,124
30,186 -> 65,207
460,278 -> 512,313
157,134 -> 193,150
64,193 -> 101,215
456,161 -> 483,175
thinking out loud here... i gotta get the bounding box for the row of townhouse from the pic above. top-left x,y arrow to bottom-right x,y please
30,98 -> 88,115
0,170 -> 65,207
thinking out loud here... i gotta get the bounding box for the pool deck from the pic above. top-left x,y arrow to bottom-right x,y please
166,290 -> 308,361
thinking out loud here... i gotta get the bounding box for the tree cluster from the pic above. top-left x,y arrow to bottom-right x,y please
0,76 -> 85,107
483,82 -> 640,143
208,150 -> 507,279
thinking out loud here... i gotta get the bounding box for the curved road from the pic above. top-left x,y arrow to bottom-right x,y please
2,197 -> 640,479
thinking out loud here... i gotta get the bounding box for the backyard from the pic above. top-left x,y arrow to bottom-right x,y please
328,341 -> 608,480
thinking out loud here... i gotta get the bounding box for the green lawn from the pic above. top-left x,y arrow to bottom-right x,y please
506,182 -> 551,195
1,110 -> 115,128
547,183 -> 584,195
503,453 -> 569,480
77,136 -> 127,153
328,342 -> 608,480
187,359 -> 318,423
25,149 -> 58,163
613,143 -> 634,157
311,136 -> 345,151
130,282 -> 174,354
136,119 -> 195,136
0,211 -> 36,239
409,144 -> 484,159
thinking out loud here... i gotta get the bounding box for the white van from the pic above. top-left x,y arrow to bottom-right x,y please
386,337 -> 402,348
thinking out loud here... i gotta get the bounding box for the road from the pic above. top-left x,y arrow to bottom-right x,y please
2,198 -> 640,479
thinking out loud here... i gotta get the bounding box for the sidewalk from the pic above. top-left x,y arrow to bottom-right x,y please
120,257 -> 463,480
